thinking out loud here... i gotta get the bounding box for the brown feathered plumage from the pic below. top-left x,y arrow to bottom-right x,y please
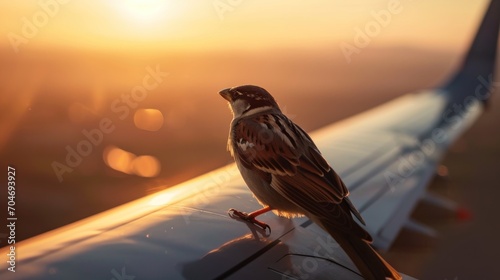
221,85 -> 401,280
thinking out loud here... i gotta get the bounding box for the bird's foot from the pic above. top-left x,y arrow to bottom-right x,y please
228,208 -> 271,233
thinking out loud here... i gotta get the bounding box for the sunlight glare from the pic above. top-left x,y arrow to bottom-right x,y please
116,0 -> 173,24
148,187 -> 187,206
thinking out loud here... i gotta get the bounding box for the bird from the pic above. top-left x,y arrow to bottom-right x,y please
219,85 -> 402,280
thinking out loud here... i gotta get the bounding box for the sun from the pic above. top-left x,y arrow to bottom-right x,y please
98,0 -> 191,46
116,0 -> 173,24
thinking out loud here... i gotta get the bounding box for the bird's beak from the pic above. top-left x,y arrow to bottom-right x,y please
219,88 -> 232,101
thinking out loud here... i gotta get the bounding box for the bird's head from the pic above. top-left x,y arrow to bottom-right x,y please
219,85 -> 280,118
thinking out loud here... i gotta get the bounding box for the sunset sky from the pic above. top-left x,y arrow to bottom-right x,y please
0,0 -> 497,253
0,0 -> 489,53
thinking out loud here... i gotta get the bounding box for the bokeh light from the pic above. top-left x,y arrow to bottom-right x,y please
103,145 -> 136,174
103,145 -> 161,177
134,109 -> 164,131
132,155 -> 161,177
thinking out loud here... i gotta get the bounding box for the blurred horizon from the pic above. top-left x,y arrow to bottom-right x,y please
0,1 -> 498,278
0,0 -> 488,53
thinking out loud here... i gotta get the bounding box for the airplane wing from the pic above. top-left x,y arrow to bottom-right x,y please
1,1 -> 498,279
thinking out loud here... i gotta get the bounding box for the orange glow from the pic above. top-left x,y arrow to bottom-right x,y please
116,0 -> 173,21
132,155 -> 161,177
0,1 -> 486,52
103,145 -> 136,174
134,109 -> 164,132
148,183 -> 189,206
103,146 -> 161,177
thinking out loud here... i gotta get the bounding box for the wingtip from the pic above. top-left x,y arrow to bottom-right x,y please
344,196 -> 366,225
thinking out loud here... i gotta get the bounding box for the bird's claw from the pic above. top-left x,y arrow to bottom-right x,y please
228,208 -> 271,233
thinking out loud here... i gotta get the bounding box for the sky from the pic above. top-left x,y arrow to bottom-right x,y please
0,0 -> 496,250
0,0 -> 490,54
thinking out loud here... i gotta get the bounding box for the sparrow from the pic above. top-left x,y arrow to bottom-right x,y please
220,85 -> 401,280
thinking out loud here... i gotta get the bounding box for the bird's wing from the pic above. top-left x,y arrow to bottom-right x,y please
232,113 -> 349,204
273,170 -> 370,239
233,113 -> 367,234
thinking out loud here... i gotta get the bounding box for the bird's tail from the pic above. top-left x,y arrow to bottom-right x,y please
328,229 -> 402,280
